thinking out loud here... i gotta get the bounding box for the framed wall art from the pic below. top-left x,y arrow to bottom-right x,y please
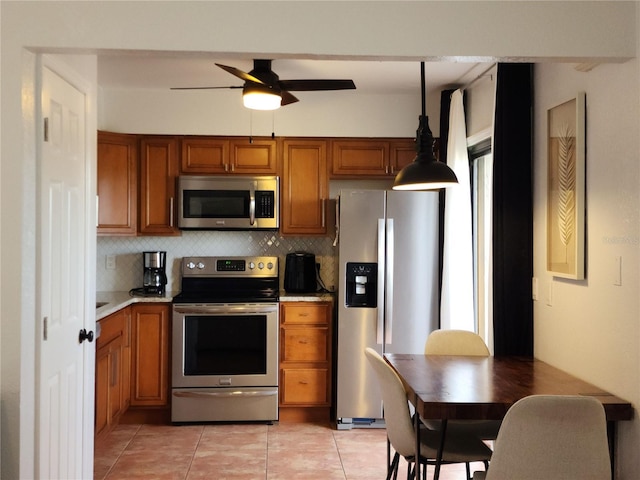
546,92 -> 586,280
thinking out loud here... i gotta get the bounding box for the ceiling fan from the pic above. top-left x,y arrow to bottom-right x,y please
171,59 -> 356,110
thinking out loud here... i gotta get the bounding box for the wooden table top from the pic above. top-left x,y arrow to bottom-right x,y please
385,354 -> 633,422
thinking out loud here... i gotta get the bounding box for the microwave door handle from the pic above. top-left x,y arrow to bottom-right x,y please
249,183 -> 256,226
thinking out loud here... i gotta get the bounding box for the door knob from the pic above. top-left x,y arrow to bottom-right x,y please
79,328 -> 94,344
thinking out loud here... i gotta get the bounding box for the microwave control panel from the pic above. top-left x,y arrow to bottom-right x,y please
255,191 -> 275,218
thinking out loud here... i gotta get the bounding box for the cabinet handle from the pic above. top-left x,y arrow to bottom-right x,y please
321,199 -> 326,228
110,352 -> 118,387
298,381 -> 309,385
298,339 -> 308,344
298,313 -> 309,317
169,197 -> 174,227
224,163 -> 229,172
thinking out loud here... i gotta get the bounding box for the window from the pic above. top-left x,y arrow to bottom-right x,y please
469,138 -> 493,350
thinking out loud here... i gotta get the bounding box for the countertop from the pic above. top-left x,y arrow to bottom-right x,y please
96,291 -> 175,321
96,290 -> 334,321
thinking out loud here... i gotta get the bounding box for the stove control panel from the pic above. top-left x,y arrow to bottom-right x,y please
181,256 -> 278,278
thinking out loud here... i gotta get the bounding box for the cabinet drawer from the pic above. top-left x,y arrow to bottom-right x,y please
281,368 -> 329,405
97,308 -> 128,347
282,327 -> 329,362
281,303 -> 330,325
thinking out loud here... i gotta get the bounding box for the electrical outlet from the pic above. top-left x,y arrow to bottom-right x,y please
106,255 -> 116,270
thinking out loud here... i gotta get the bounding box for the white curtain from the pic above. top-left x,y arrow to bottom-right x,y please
440,89 -> 475,331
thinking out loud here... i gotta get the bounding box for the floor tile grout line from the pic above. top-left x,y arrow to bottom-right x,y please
101,424 -> 142,480
331,430 -> 349,480
183,425 -> 205,480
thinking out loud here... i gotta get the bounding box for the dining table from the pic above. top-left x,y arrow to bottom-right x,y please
384,354 -> 634,480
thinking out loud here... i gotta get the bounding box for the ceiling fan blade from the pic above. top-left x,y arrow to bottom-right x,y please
216,63 -> 266,85
281,90 -> 299,106
170,86 -> 243,90
279,79 -> 356,91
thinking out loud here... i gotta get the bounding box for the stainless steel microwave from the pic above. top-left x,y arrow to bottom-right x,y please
177,175 -> 279,230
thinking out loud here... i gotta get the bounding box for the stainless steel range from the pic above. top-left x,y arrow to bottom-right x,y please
171,256 -> 279,423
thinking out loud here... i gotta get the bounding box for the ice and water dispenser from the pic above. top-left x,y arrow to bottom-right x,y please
345,262 -> 378,308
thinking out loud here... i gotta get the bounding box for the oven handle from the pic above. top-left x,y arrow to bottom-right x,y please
173,304 -> 278,315
173,390 -> 278,398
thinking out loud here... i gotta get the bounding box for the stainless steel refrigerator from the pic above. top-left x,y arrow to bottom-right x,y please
336,189 -> 439,429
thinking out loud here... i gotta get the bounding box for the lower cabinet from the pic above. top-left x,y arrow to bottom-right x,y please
129,303 -> 170,407
95,302 -> 171,436
279,301 -> 332,420
95,307 -> 131,438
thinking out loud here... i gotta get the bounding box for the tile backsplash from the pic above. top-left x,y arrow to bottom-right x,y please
97,231 -> 338,293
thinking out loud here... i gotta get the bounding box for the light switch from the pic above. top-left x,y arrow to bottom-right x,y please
106,255 -> 116,270
532,277 -> 538,301
613,256 -> 622,286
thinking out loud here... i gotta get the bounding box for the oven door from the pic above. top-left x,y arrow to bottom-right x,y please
172,303 -> 278,388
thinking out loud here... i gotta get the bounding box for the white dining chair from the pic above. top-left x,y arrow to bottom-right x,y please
423,329 -> 500,440
365,348 -> 491,480
472,395 -> 611,480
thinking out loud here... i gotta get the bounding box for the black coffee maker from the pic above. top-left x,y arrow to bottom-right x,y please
142,251 -> 167,296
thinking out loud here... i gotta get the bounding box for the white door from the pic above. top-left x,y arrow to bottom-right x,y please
37,65 -> 90,479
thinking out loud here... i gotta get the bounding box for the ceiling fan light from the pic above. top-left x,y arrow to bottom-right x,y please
243,84 -> 281,110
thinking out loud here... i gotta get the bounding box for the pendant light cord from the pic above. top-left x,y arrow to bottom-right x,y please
421,61 -> 426,117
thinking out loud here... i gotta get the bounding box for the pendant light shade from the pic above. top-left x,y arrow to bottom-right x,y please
393,62 -> 458,191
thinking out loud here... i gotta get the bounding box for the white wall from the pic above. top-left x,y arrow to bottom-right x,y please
1,1 -> 637,478
533,60 -> 640,477
99,88 -> 426,137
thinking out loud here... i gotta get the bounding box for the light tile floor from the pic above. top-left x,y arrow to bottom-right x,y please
94,422 -> 486,480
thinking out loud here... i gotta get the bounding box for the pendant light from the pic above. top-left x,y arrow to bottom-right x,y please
393,62 -> 458,190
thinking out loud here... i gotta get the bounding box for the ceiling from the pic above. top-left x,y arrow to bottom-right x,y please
97,54 -> 495,96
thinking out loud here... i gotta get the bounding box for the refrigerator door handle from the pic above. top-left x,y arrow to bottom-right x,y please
385,218 -> 394,344
377,218 -> 386,345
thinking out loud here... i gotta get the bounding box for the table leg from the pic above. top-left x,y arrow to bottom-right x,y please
434,419 -> 448,480
607,421 -> 616,479
414,396 -> 420,480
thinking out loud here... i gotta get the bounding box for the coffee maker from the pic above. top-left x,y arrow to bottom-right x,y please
142,251 -> 167,296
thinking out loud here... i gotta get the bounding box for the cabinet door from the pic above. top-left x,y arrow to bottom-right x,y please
139,137 -> 180,235
97,131 -> 137,235
95,307 -> 129,438
94,345 -> 110,436
180,137 -> 229,173
331,139 -> 390,177
389,139 -> 417,175
281,139 -> 328,235
130,304 -> 170,407
230,138 -> 278,174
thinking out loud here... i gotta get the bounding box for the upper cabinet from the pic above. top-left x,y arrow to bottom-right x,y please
97,131 -> 138,236
281,139 -> 328,236
139,137 -> 180,236
181,137 -> 277,175
330,138 -> 416,178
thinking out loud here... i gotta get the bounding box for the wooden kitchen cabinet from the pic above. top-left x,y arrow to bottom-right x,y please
180,136 -> 277,174
129,303 -> 170,407
330,138 -> 416,178
139,137 -> 180,235
389,139 -> 418,174
281,139 -> 328,236
279,301 -> 332,410
97,131 -> 138,236
95,306 -> 131,438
